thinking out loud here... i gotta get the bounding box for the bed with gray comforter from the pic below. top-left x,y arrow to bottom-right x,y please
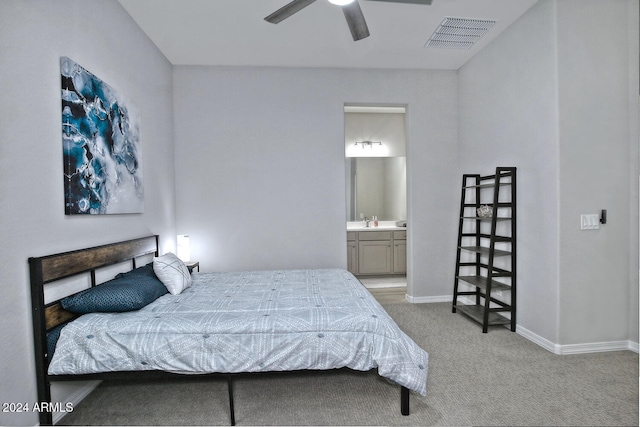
48,268 -> 428,396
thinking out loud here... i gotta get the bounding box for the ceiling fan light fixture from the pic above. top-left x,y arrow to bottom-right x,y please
266,0 -> 430,41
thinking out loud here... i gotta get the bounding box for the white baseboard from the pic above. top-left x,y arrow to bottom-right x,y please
364,283 -> 405,289
408,297 -> 640,356
51,381 -> 101,425
516,325 -> 639,355
516,325 -> 560,353
406,294 -> 452,303
556,340 -> 639,355
516,326 -> 638,355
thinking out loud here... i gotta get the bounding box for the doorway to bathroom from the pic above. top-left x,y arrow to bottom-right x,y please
344,105 -> 408,295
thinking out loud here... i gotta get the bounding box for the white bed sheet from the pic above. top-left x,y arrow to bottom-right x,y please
48,269 -> 428,395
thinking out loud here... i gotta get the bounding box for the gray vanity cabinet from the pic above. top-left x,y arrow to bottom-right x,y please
359,231 -> 393,274
347,229 -> 406,276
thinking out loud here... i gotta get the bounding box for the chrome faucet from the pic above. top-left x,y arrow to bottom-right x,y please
364,217 -> 371,227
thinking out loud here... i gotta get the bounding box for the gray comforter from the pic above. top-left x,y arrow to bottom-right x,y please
48,269 -> 428,395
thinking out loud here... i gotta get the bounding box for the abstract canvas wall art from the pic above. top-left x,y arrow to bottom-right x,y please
61,57 -> 144,214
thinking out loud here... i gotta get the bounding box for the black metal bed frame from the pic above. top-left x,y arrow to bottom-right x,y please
29,235 -> 410,425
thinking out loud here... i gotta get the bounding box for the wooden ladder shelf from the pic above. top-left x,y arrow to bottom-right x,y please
452,167 -> 517,333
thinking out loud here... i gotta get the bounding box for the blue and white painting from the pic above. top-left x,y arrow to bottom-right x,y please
61,57 -> 143,214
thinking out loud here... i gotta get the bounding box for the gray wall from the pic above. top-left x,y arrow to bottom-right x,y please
0,1 -> 176,425
556,0 -> 639,346
172,66 -> 459,299
458,0 -> 639,348
458,0 -> 561,346
1,1 -> 637,425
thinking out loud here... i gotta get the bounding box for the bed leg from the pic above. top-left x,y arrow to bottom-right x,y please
40,404 -> 53,426
36,378 -> 53,425
227,376 -> 236,426
401,386 -> 410,416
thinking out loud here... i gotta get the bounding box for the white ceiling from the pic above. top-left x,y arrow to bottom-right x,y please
117,0 -> 537,70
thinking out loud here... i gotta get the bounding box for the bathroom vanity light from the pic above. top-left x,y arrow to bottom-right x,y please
346,140 -> 389,157
354,140 -> 383,149
328,0 -> 356,5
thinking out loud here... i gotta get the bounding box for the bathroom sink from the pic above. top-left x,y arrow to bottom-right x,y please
347,221 -> 405,230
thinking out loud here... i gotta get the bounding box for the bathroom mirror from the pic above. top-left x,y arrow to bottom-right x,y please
346,156 -> 406,221
344,105 -> 407,222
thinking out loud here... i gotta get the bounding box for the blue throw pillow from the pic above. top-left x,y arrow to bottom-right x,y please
115,262 -> 156,279
61,275 -> 168,313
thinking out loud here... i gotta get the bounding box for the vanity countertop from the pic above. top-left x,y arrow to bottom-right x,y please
347,221 -> 406,231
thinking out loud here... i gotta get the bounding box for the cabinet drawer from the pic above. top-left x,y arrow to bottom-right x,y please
347,231 -> 357,241
393,230 -> 406,240
357,231 -> 391,241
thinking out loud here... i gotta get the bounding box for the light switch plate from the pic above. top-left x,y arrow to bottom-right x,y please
580,214 -> 600,230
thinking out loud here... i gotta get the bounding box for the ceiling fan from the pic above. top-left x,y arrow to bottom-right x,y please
264,0 -> 433,42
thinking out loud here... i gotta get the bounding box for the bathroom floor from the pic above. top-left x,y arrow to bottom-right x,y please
359,276 -> 407,304
358,276 -> 407,289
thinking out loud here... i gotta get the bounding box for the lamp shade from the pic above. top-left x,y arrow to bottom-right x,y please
177,234 -> 190,262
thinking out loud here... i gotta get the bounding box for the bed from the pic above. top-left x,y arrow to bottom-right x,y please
30,235 -> 428,425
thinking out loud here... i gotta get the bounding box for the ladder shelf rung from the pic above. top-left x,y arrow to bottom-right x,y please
456,268 -> 512,278
478,234 -> 512,241
463,182 -> 512,189
461,216 -> 512,221
457,275 -> 511,291
458,262 -> 478,267
490,272 -> 513,277
461,233 -> 512,241
462,203 -> 513,208
477,264 -> 511,275
457,268 -> 513,278
455,305 -> 512,326
459,246 -> 511,257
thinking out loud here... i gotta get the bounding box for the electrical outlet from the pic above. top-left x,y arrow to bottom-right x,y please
580,214 -> 600,230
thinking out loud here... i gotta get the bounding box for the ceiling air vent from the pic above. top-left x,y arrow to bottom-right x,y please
425,17 -> 496,50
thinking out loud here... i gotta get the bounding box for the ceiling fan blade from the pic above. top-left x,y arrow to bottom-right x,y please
265,0 -> 318,24
342,1 -> 370,41
365,0 -> 432,5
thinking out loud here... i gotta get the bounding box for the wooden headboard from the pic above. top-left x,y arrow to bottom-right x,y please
29,235 -> 159,329
28,235 -> 159,426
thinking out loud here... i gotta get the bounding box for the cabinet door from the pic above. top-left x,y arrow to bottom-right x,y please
358,241 -> 392,274
393,240 -> 406,274
347,241 -> 358,275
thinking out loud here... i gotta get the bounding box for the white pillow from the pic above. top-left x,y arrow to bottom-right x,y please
153,252 -> 192,295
